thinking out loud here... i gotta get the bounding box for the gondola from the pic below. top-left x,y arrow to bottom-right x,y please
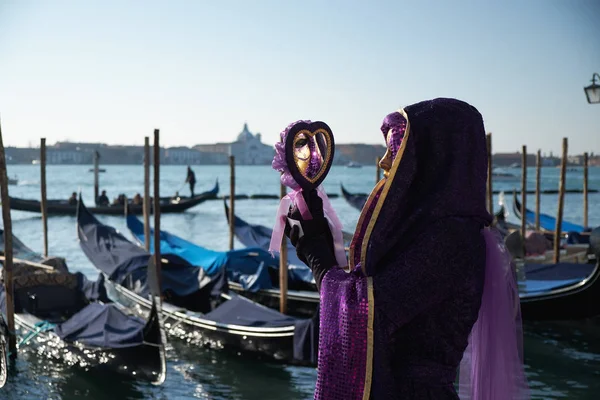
127,212 -> 319,317
9,180 -> 219,216
520,227 -> 600,320
512,191 -> 592,243
224,202 -> 600,321
0,230 -> 166,384
76,199 -> 318,365
340,184 -> 368,211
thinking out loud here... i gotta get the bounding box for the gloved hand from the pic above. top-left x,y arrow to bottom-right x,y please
285,189 -> 337,290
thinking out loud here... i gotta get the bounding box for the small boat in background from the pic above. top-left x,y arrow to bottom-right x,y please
346,161 -> 362,168
512,191 -> 592,239
88,168 -> 107,173
7,176 -> 18,185
492,168 -> 519,181
9,180 -> 219,215
340,184 -> 368,211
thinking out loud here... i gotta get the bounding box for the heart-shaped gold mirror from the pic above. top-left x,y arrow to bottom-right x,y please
284,121 -> 334,191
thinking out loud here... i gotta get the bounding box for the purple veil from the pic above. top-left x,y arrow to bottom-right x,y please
459,228 -> 529,399
315,99 -> 528,399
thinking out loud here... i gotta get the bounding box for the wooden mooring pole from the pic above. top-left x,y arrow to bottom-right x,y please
93,150 -> 100,204
535,149 -> 541,231
554,138 -> 568,264
40,138 -> 48,258
486,133 -> 493,214
153,129 -> 162,292
583,152 -> 589,229
143,137 -> 151,251
376,156 -> 381,184
0,118 -> 17,358
279,181 -> 288,314
229,156 -> 235,250
521,145 -> 527,250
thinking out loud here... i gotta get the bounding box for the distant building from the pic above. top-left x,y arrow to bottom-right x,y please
47,149 -> 90,164
165,147 -> 203,165
195,123 -> 274,165
492,152 -> 537,167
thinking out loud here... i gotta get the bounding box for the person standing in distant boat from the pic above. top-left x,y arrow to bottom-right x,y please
185,166 -> 196,197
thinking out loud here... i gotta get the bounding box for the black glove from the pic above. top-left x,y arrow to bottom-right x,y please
285,190 -> 337,290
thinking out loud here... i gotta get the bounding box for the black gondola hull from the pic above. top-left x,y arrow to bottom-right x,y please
9,181 -> 218,215
103,279 -> 306,365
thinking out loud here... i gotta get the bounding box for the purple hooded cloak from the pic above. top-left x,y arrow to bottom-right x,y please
315,98 -> 528,399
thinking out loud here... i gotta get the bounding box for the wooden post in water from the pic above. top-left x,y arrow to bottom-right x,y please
228,155 -> 235,251
40,138 -> 48,258
521,145 -> 527,249
93,150 -> 100,204
583,152 -> 589,229
535,150 -> 541,231
554,138 -> 568,264
153,129 -> 162,291
376,156 -> 381,184
0,118 -> 17,358
143,137 -> 151,251
486,133 -> 493,214
279,181 -> 288,314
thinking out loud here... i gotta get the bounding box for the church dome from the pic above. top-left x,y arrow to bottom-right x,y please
236,123 -> 254,142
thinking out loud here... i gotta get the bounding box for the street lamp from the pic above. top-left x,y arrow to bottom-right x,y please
584,73 -> 600,104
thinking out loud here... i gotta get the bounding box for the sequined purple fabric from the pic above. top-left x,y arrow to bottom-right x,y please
381,112 -> 407,159
315,265 -> 369,400
305,137 -> 322,179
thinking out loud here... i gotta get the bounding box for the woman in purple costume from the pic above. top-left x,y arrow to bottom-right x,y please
285,98 -> 529,399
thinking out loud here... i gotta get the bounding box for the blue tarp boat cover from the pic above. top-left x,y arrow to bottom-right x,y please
54,303 -> 146,348
223,204 -> 316,286
522,207 -> 586,233
127,214 -> 275,292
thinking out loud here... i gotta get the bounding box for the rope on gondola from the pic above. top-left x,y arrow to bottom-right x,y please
7,320 -> 56,356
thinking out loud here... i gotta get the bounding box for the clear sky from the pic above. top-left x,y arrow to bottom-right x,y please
1,0 -> 599,154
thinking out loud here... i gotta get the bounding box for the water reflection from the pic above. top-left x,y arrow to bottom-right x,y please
2,348 -> 148,399
167,341 -> 314,400
524,319 -> 600,399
